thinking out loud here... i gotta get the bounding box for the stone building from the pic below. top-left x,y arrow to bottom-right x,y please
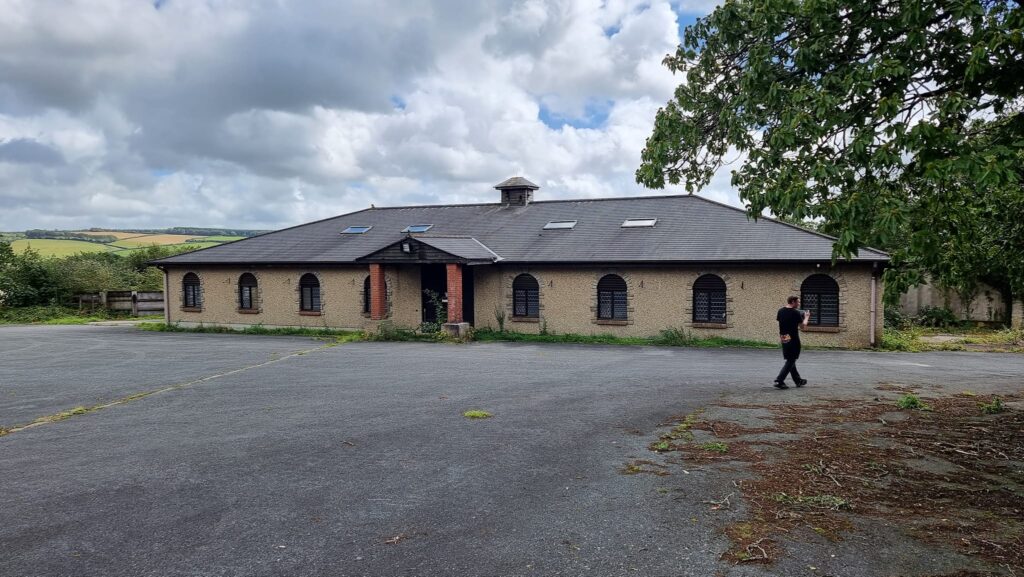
154,177 -> 889,346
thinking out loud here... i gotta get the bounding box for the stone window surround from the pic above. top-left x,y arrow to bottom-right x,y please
296,271 -> 324,315
181,271 -> 204,312
685,270 -> 735,329
591,271 -> 634,326
797,271 -> 847,330
503,270 -> 547,324
236,271 -> 262,314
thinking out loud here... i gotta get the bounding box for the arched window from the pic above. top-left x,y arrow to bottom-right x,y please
801,274 -> 840,326
597,274 -> 628,320
183,273 -> 201,309
512,274 -> 539,318
363,276 -> 371,313
693,274 -> 726,323
362,275 -> 388,314
238,273 -> 258,310
299,273 -> 321,312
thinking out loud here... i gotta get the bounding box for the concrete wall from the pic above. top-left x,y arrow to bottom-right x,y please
166,263 -> 883,347
473,264 -> 882,347
899,279 -> 1007,324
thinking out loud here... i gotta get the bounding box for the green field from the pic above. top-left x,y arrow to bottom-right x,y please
11,239 -> 116,257
6,230 -> 246,258
111,242 -> 221,255
195,235 -> 245,242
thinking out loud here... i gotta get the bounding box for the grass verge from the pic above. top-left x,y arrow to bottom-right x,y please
139,322 -> 364,341
0,306 -> 132,325
473,328 -> 774,349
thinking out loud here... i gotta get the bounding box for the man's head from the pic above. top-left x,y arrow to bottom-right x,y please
787,296 -> 800,307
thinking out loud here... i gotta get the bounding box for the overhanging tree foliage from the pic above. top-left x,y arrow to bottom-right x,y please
637,0 -> 1024,309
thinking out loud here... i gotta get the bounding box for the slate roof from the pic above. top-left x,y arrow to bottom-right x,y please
154,194 -> 889,266
411,236 -> 504,262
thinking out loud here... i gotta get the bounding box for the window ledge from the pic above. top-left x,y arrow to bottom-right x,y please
237,308 -> 261,314
299,310 -> 322,316
692,322 -> 728,329
594,319 -> 629,326
803,325 -> 841,333
511,317 -> 539,323
180,307 -> 202,313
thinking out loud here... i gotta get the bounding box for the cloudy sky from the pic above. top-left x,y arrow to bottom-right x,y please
0,0 -> 732,231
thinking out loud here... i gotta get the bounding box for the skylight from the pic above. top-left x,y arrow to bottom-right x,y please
543,220 -> 577,230
621,218 -> 657,228
341,225 -> 372,234
402,224 -> 434,233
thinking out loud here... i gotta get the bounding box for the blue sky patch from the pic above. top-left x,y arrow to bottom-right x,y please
538,99 -> 613,130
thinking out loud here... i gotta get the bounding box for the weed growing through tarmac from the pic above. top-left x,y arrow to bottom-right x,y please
698,441 -> 729,453
895,393 -> 931,411
463,410 -> 493,419
980,397 -> 1005,414
635,393 -> 1024,571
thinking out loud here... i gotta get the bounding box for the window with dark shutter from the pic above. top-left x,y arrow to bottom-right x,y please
299,273 -> 321,312
363,276 -> 371,314
692,274 -> 726,323
597,274 -> 628,320
512,274 -> 539,318
183,273 -> 201,308
801,274 -> 840,326
238,273 -> 258,310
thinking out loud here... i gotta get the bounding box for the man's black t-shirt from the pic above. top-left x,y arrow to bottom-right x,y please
777,307 -> 804,340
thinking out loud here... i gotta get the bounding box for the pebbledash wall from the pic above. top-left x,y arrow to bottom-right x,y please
165,263 -> 883,347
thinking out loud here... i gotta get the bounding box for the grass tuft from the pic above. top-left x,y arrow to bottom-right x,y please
896,394 -> 931,411
463,410 -> 493,419
979,398 -> 1005,415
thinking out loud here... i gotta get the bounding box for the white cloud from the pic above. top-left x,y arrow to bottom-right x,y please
0,0 -> 734,231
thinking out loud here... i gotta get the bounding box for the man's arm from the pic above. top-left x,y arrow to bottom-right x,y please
801,310 -> 809,328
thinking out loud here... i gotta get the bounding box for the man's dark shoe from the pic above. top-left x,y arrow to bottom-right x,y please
796,379 -> 808,388
773,381 -> 789,389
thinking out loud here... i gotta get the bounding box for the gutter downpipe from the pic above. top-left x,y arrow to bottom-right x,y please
869,262 -> 878,347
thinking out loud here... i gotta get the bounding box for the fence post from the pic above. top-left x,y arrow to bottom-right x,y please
131,291 -> 139,317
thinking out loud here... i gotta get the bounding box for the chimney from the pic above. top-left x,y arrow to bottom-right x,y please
494,176 -> 539,207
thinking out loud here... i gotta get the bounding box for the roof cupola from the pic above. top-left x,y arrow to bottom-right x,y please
494,176 -> 539,207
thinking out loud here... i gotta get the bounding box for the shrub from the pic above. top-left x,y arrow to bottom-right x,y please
883,307 -> 911,329
915,306 -> 961,328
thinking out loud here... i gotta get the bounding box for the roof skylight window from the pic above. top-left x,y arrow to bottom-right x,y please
402,224 -> 434,233
341,225 -> 372,234
543,220 -> 577,230
621,218 -> 657,228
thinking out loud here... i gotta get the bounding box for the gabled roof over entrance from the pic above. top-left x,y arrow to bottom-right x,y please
356,236 -> 502,265
153,194 -> 889,265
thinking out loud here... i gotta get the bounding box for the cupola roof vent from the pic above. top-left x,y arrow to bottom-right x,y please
494,176 -> 539,206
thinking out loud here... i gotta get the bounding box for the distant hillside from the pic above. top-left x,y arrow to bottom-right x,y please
8,227 -> 266,258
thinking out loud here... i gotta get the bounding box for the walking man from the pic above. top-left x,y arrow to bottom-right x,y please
775,296 -> 809,389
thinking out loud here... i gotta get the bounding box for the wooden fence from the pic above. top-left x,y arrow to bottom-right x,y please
75,291 -> 164,317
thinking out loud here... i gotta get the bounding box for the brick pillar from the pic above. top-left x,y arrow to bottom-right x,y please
1012,298 -> 1024,329
369,264 -> 386,320
446,263 -> 463,323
